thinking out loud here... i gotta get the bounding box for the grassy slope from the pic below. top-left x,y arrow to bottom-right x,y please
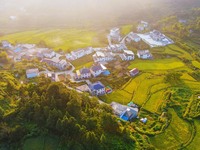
128,58 -> 186,71
187,120 -> 200,150
71,54 -> 94,70
23,136 -> 59,150
0,29 -> 106,52
150,109 -> 192,150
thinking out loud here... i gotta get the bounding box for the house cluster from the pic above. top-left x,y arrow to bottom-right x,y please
107,43 -> 127,52
1,40 -> 72,71
149,30 -> 174,45
42,52 -> 69,70
93,51 -> 116,63
66,47 -> 94,61
75,63 -> 108,80
124,32 -> 141,43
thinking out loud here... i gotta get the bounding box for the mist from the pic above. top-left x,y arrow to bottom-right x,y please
0,0 -> 200,31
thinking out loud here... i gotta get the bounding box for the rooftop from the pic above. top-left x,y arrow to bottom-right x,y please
124,50 -> 134,55
91,64 -> 103,72
89,81 -> 105,90
26,68 -> 39,74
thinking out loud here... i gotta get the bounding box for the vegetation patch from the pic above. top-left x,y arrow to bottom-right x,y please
128,58 -> 185,71
150,109 -> 192,149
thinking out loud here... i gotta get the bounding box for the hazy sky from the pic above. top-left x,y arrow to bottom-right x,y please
0,0 -> 200,30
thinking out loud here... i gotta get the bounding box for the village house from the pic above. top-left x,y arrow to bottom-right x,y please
129,68 -> 139,77
26,68 -> 39,78
90,64 -> 105,77
126,32 -> 141,43
93,51 -> 115,63
110,102 -> 139,121
179,19 -> 187,24
88,81 -> 106,96
43,49 -> 56,58
71,49 -> 85,60
75,67 -> 91,79
1,40 -> 12,49
120,50 -> 134,61
66,47 -> 94,61
84,47 -> 94,55
42,55 -> 68,70
16,44 -> 36,50
13,47 -> 23,53
137,50 -> 152,59
109,27 -> 121,42
107,43 -> 127,52
150,30 -> 165,41
137,21 -> 149,32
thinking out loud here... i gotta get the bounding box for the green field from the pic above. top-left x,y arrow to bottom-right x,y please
101,73 -> 169,111
121,25 -> 133,35
0,29 -> 106,51
150,109 -> 192,149
71,54 -> 94,69
143,90 -> 165,113
187,120 -> 200,150
23,136 -> 59,150
128,58 -> 186,71
192,61 -> 200,69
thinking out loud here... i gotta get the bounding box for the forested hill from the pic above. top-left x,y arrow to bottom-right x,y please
0,72 -> 138,149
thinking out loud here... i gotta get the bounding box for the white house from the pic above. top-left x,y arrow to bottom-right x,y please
93,52 -> 115,63
1,40 -> 12,49
90,64 -> 104,77
42,54 -> 68,70
26,68 -> 39,78
17,44 -> 36,50
150,30 -> 165,41
88,81 -> 106,96
109,27 -> 121,42
76,68 -> 91,79
120,50 -> 134,61
137,21 -> 149,32
126,32 -> 141,43
84,47 -> 94,55
43,50 -> 56,58
71,49 -> 85,59
107,44 -> 127,52
137,50 -> 152,59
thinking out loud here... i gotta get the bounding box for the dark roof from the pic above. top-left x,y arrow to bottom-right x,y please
80,68 -> 90,74
89,81 -> 105,90
91,65 -> 102,72
129,68 -> 139,75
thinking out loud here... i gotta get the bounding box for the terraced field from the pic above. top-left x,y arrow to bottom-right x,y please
150,109 -> 192,150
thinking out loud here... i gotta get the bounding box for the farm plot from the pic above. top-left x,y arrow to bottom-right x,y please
143,89 -> 166,113
0,29 -> 104,51
128,58 -> 185,71
150,109 -> 192,150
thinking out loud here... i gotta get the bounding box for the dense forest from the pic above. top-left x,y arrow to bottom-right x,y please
0,72 -> 139,149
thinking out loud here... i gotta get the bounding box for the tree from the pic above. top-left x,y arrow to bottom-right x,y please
0,51 -> 9,64
101,113 -> 120,133
164,72 -> 182,85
